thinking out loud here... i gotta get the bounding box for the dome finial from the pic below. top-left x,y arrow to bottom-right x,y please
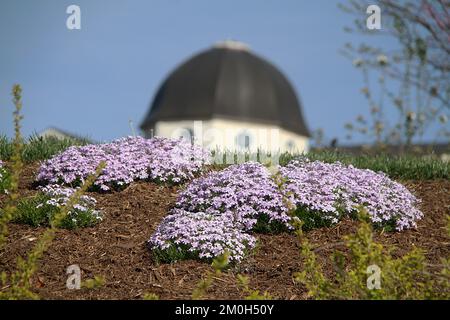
214,40 -> 250,51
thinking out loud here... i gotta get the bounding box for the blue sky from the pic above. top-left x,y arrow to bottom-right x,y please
1,0 -> 403,144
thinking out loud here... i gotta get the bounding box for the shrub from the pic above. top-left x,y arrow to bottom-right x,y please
294,208 -> 450,299
175,162 -> 291,232
149,209 -> 256,263
37,136 -> 210,191
279,159 -> 423,231
11,185 -> 102,229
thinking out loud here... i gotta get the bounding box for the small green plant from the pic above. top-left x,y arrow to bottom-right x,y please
0,85 -> 25,248
0,84 -> 106,300
0,163 -> 105,299
236,274 -> 272,300
293,207 -> 450,299
192,252 -> 230,300
143,292 -> 160,300
82,276 -> 105,289
10,192 -> 102,229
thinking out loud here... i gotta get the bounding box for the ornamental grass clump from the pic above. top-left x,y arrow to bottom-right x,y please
175,162 -> 290,232
279,159 -> 423,231
37,136 -> 210,190
11,185 -> 102,229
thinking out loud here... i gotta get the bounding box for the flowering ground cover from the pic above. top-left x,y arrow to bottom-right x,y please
148,162 -> 290,263
12,185 -> 102,229
0,166 -> 447,299
149,209 -> 257,263
0,135 -> 443,299
279,159 -> 423,231
149,158 -> 424,262
36,136 -> 210,191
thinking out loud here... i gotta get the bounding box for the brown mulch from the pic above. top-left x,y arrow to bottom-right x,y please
0,163 -> 449,300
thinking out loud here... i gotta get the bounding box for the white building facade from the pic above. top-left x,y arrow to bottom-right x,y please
141,41 -> 310,153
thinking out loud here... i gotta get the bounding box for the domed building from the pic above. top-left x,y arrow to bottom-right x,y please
140,41 -> 310,152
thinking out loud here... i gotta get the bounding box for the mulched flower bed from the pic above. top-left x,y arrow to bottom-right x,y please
0,163 -> 448,299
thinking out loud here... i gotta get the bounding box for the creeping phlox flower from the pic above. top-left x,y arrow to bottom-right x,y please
148,162 -> 290,262
176,162 -> 290,230
279,159 -> 423,231
38,184 -> 103,222
149,209 -> 256,262
37,136 -> 210,190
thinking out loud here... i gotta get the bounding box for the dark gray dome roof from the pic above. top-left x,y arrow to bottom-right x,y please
141,43 -> 310,137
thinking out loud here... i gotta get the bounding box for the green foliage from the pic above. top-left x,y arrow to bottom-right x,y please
1,163 -> 105,299
9,193 -> 101,229
82,276 -> 105,289
212,150 -> 449,180
236,274 -> 272,300
294,207 -> 450,299
280,151 -> 449,180
0,134 -> 89,164
0,84 -> 106,300
143,293 -> 160,300
0,84 -> 25,248
292,206 -> 334,231
252,213 -> 290,234
192,252 -> 230,300
152,245 -> 200,264
0,166 -> 11,194
190,252 -> 273,300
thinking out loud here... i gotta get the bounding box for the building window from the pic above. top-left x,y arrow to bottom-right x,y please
236,131 -> 253,149
286,140 -> 295,150
177,127 -> 194,144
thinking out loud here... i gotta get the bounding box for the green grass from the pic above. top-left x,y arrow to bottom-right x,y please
280,151 -> 449,180
1,135 -> 447,180
211,148 -> 448,180
0,134 -> 90,163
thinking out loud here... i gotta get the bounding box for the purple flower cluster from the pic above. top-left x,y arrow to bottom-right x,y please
38,184 -> 103,223
279,159 -> 423,230
149,209 -> 256,262
176,162 -> 290,230
148,162 -> 290,262
37,136 -> 210,190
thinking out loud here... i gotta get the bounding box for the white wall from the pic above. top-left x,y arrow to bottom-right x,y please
148,118 -> 309,153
